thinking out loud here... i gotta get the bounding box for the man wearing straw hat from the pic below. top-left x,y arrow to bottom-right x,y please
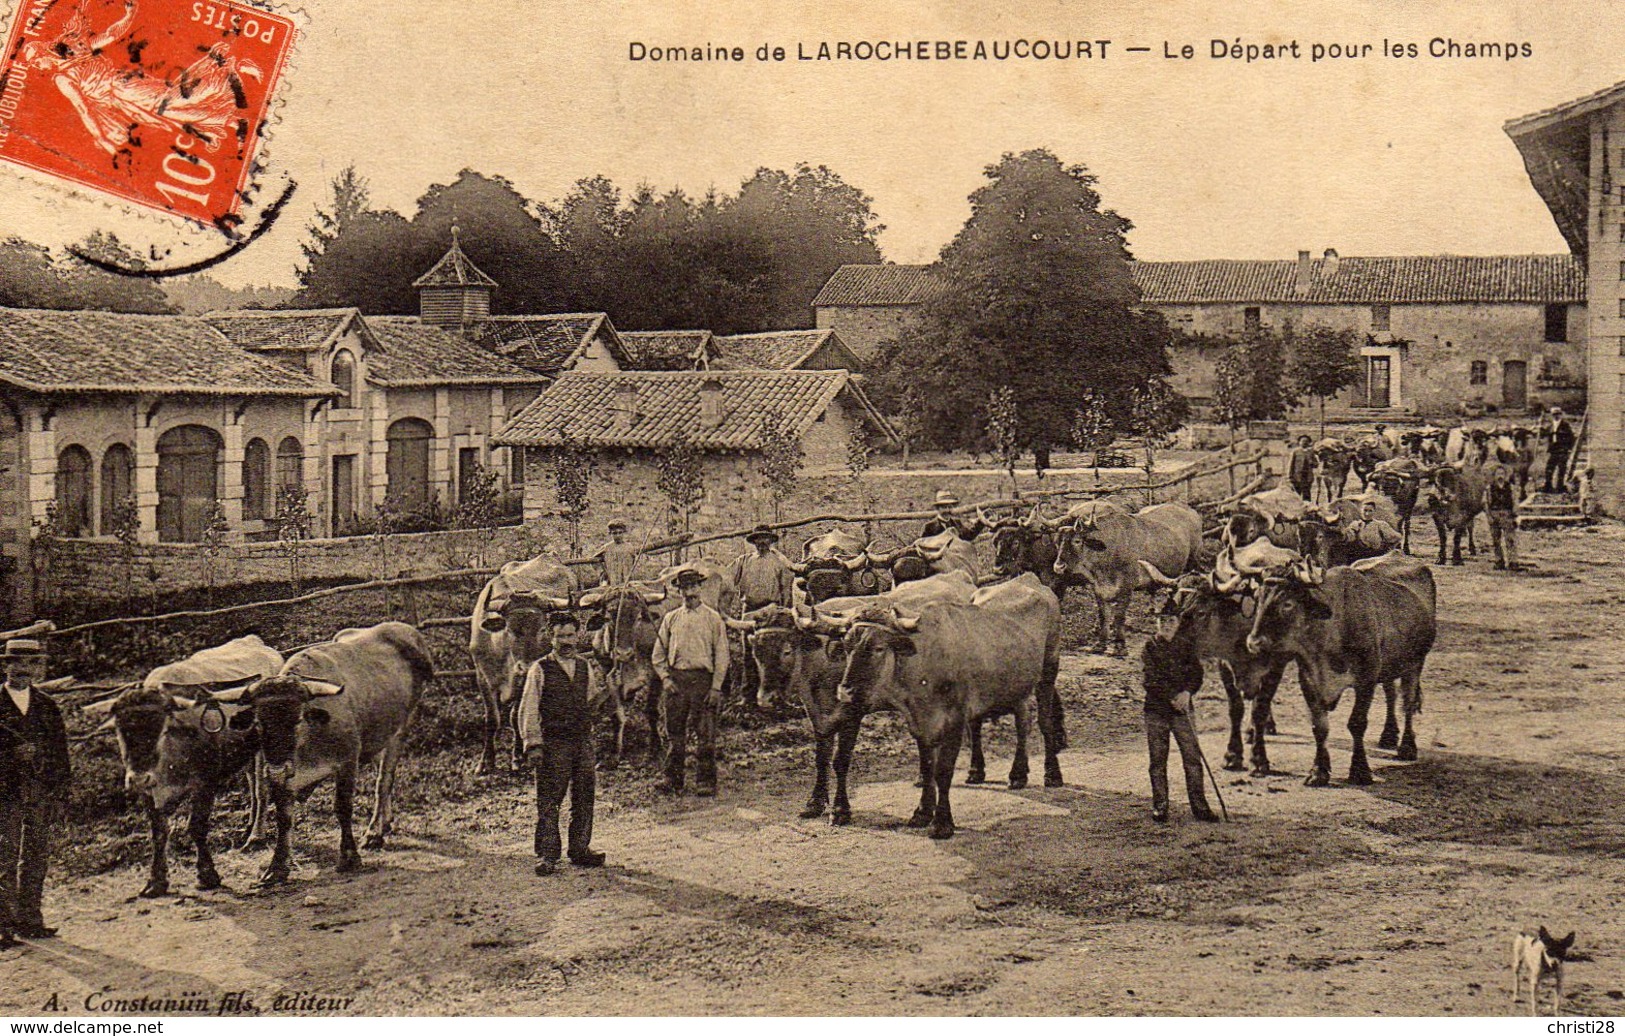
921,490 -> 988,541
651,567 -> 729,796
0,638 -> 69,945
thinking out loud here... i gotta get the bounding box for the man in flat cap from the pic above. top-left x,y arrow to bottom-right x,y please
519,613 -> 605,876
0,638 -> 68,944
651,567 -> 728,796
921,490 -> 988,542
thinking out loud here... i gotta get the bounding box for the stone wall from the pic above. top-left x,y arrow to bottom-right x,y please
814,305 -> 917,361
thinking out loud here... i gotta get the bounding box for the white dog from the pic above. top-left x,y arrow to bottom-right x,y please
1512,926 -> 1575,1016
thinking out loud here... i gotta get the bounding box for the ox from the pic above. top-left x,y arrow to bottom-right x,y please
576,581 -> 668,767
1221,485 -> 1316,553
1314,442 -> 1355,504
223,622 -> 432,885
988,506 -> 1089,609
1140,551 -> 1293,777
469,556 -> 576,774
736,571 -> 980,822
872,532 -> 980,586
1244,553 -> 1436,786
85,635 -> 282,897
1053,500 -> 1204,655
1352,439 -> 1390,490
828,573 -> 1064,839
1425,463 -> 1488,565
796,530 -> 887,603
1368,458 -> 1424,554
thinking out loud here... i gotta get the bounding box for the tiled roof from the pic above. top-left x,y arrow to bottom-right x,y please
0,309 -> 334,396
813,264 -> 942,307
620,330 -> 713,371
366,317 -> 551,387
1504,85 -> 1612,263
204,309 -> 360,352
813,257 -> 1586,308
466,314 -> 625,375
710,329 -> 857,371
412,235 -> 497,288
1133,255 -> 1586,304
1504,78 -> 1625,136
495,370 -> 890,450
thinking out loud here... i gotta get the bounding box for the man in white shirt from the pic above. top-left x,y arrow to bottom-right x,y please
651,568 -> 728,796
0,638 -> 69,945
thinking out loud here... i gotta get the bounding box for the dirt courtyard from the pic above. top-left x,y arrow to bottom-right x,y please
5,522 -> 1625,1016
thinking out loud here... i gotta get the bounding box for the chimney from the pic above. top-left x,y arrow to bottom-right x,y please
615,382 -> 639,434
1323,247 -> 1341,279
699,377 -> 723,428
1294,250 -> 1312,297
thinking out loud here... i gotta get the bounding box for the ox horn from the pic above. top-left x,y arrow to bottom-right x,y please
1292,554 -> 1325,587
544,596 -> 571,610
641,587 -> 668,603
208,685 -> 250,703
80,687 -> 133,716
1210,546 -> 1245,595
1138,560 -> 1179,587
87,715 -> 118,738
577,590 -> 605,608
303,679 -> 345,698
890,606 -> 921,632
724,618 -> 757,632
842,552 -> 869,571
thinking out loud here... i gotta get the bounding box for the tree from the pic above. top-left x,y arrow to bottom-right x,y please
757,408 -> 805,521
0,234 -> 173,313
845,424 -> 876,531
200,501 -> 231,604
551,430 -> 598,554
986,385 -> 1021,494
107,494 -> 140,603
1210,333 -> 1299,442
655,436 -> 706,549
1289,325 -> 1363,438
298,165 -> 371,284
1070,389 -> 1116,479
453,462 -> 504,568
275,484 -> 313,594
1127,377 -> 1189,494
871,149 -> 1172,455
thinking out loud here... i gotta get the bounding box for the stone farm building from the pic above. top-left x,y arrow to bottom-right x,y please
493,369 -> 898,543
1507,76 -> 1625,513
814,255 -> 1589,419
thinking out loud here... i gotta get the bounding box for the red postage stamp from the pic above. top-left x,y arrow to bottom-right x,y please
0,0 -> 295,229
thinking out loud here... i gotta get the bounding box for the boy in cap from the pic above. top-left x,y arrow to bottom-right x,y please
1287,435 -> 1316,500
651,568 -> 729,796
728,526 -> 794,707
519,613 -> 605,875
586,520 -> 642,586
0,639 -> 69,944
922,490 -> 988,541
1483,464 -> 1521,572
1140,621 -> 1218,824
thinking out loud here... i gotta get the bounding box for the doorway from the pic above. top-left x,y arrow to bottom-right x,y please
1503,360 -> 1528,411
332,455 -> 356,534
1366,355 -> 1392,409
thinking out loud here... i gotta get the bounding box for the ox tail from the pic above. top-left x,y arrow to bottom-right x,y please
397,629 -> 438,693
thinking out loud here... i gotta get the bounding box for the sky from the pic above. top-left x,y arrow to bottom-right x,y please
0,0 -> 1617,288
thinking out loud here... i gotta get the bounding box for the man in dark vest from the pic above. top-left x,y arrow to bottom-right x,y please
519,613 -> 605,876
0,638 -> 69,945
1542,407 -> 1577,493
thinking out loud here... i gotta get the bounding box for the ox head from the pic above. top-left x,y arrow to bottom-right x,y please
833,605 -> 921,706
1140,560 -> 1252,650
91,685 -> 256,811
1053,507 -> 1125,577
1243,554 -> 1330,657
222,674 -> 344,786
578,583 -> 666,698
734,605 -> 845,705
1422,465 -> 1461,515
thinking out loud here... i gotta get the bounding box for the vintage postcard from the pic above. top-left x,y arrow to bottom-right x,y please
0,0 -> 1619,1022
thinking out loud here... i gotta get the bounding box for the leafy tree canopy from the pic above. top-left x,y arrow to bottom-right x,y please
0,233 -> 173,313
870,148 -> 1176,453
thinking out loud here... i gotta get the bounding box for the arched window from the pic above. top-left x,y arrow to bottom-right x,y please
243,438 -> 270,520
385,418 -> 433,511
54,446 -> 92,537
156,425 -> 221,543
331,350 -> 357,409
276,437 -> 304,508
99,444 -> 134,535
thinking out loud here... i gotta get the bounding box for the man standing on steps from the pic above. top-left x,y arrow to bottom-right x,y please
1542,407 -> 1576,493
651,568 -> 729,797
0,639 -> 70,944
519,614 -> 605,876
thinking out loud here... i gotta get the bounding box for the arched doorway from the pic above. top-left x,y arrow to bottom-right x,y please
386,418 -> 433,512
99,444 -> 134,535
157,425 -> 221,543
54,446 -> 92,537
